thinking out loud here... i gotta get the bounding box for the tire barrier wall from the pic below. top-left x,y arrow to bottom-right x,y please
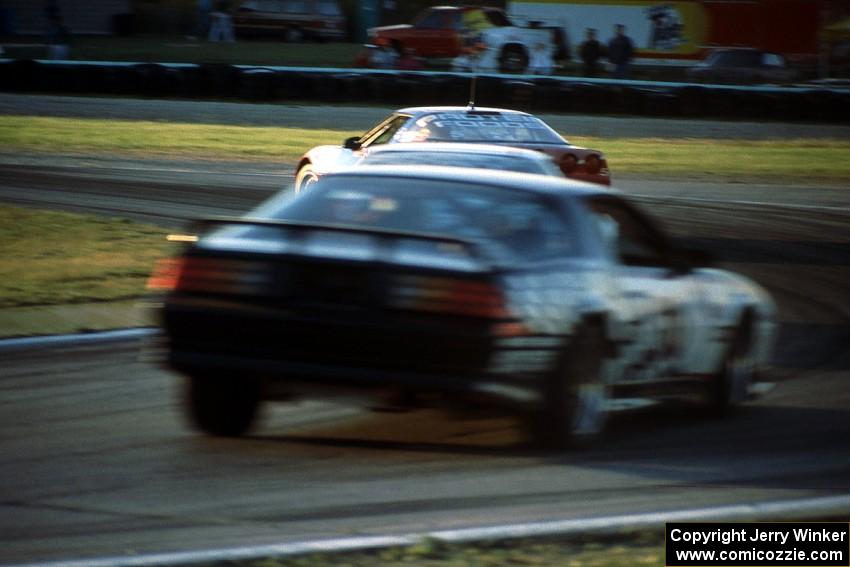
2,59 -> 849,123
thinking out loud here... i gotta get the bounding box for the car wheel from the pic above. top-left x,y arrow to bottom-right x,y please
529,323 -> 609,449
294,163 -> 319,193
709,317 -> 755,413
499,45 -> 529,74
187,374 -> 261,437
285,26 -> 304,43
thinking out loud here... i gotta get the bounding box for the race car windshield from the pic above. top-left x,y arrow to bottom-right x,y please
276,175 -> 577,263
360,151 -> 555,175
395,113 -> 567,145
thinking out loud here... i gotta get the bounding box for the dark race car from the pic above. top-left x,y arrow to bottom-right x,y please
150,166 -> 775,449
294,106 -> 610,192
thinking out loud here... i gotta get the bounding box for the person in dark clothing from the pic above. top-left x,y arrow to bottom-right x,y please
579,28 -> 603,77
44,1 -> 70,60
395,47 -> 425,71
607,23 -> 634,79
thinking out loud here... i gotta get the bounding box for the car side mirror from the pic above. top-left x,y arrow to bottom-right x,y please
343,136 -> 362,150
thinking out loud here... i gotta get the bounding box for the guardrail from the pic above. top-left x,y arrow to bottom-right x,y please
2,59 -> 849,122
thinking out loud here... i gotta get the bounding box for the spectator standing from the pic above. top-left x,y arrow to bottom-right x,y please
579,28 -> 602,77
208,0 -> 235,42
380,0 -> 398,25
395,47 -> 424,71
43,0 -> 60,42
44,1 -> 70,60
370,37 -> 398,69
607,24 -> 634,79
189,0 -> 211,40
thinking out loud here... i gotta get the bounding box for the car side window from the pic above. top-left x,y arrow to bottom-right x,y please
283,0 -> 308,14
359,115 -> 410,148
762,53 -> 784,67
416,11 -> 445,29
586,198 -> 671,267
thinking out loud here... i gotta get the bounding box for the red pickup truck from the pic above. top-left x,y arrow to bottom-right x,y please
369,5 -> 567,72
370,6 -> 511,58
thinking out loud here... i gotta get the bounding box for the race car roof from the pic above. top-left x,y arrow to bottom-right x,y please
395,106 -> 535,118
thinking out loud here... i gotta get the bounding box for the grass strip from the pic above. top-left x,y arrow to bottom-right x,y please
0,204 -> 176,307
3,116 -> 850,183
0,116 -> 353,163
1,37 -> 364,67
194,531 -> 665,567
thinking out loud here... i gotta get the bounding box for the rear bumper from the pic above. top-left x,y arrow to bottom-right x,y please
568,171 -> 611,186
166,346 -> 541,405
160,297 -> 556,405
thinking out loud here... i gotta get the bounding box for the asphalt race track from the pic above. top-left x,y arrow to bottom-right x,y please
0,96 -> 849,565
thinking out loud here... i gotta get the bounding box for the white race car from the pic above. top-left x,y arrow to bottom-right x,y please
294,105 -> 611,193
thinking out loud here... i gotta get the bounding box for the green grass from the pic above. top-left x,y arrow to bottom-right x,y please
2,116 -> 850,183
1,36 -> 364,67
202,533 -> 665,567
0,116 -> 358,163
0,205 -> 175,307
571,136 -> 850,181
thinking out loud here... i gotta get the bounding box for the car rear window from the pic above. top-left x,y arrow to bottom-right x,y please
395,112 -> 566,145
274,175 -> 577,263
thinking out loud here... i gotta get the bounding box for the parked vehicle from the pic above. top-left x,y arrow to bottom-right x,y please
368,5 -> 567,74
686,48 -> 797,84
509,0 -> 822,68
233,0 -> 346,42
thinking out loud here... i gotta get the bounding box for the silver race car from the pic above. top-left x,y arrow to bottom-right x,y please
152,166 -> 776,448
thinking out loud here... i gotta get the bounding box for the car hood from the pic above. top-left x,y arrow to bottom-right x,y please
369,24 -> 413,35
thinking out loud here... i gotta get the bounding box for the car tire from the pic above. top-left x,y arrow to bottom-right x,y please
294,163 -> 319,193
499,45 -> 529,74
285,26 -> 304,43
709,316 -> 755,413
187,374 -> 261,437
529,323 -> 609,449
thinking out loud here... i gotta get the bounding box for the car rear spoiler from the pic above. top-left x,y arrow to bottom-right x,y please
189,216 -> 497,268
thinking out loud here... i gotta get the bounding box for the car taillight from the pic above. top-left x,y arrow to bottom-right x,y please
584,154 -> 601,175
147,257 -> 184,291
560,153 -> 577,174
147,256 -> 272,295
388,275 -> 509,318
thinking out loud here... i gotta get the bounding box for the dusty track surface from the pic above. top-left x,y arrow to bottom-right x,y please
0,96 -> 848,564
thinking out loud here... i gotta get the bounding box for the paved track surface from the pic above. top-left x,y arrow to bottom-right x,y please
0,96 -> 849,565
4,93 -> 850,139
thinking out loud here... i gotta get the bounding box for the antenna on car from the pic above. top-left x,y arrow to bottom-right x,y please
467,75 -> 477,111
